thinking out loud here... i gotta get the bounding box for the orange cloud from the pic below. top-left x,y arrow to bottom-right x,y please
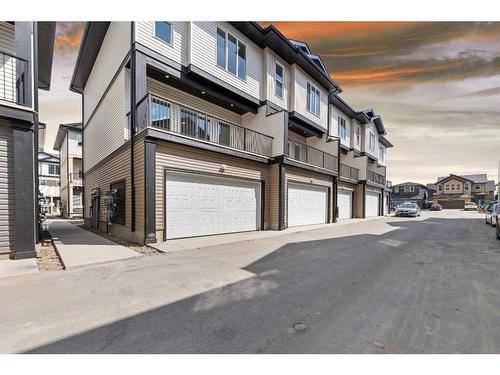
332,62 -> 459,84
260,22 -> 417,41
54,23 -> 85,53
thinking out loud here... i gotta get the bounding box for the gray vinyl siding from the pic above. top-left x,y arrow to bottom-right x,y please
83,22 -> 131,125
0,122 -> 15,253
190,22 -> 263,101
135,22 -> 189,66
84,68 -> 129,172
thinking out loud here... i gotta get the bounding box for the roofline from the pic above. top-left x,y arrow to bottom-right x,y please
379,135 -> 393,148
37,22 -> 56,90
437,174 -> 475,184
53,122 -> 83,151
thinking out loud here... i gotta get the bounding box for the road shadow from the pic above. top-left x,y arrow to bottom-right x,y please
24,216 -> 500,354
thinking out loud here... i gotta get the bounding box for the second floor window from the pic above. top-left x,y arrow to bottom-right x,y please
48,163 -> 60,175
154,22 -> 172,45
451,184 -> 455,190
275,63 -> 284,98
355,125 -> 361,146
339,117 -> 347,139
379,146 -> 385,162
369,132 -> 376,152
307,82 -> 320,117
465,183 -> 469,190
216,28 -> 246,79
475,184 -> 481,190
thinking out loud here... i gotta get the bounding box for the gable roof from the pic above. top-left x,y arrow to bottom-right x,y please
393,182 -> 428,189
53,122 -> 82,151
38,150 -> 59,163
437,173 -> 489,184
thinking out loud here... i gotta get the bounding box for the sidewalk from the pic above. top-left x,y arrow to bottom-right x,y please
49,220 -> 140,269
0,258 -> 38,279
151,215 -> 387,253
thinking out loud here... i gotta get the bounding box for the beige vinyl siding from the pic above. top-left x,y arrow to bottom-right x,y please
84,144 -> 143,242
133,140 -> 144,234
84,68 -> 128,172
135,22 -> 189,66
329,104 -> 352,149
363,122 -> 379,159
147,78 -> 241,125
0,122 -> 15,253
285,166 -> 333,228
264,48 -> 290,110
83,22 -> 130,124
291,64 -> 328,130
241,105 -> 285,157
0,22 -> 15,54
155,142 -> 271,237
268,163 -> 280,230
190,22 -> 263,101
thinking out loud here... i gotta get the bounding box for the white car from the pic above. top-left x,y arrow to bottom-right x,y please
486,203 -> 498,227
464,202 -> 478,211
395,202 -> 421,217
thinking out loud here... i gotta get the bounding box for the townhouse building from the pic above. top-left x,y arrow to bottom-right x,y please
329,96 -> 393,219
70,22 -> 392,244
0,21 -> 55,259
432,174 -> 495,208
391,182 -> 429,208
53,122 -> 83,218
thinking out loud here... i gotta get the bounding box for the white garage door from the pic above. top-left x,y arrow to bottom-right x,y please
338,190 -> 353,219
165,172 -> 260,239
288,183 -> 328,227
365,191 -> 380,217
0,126 -> 14,253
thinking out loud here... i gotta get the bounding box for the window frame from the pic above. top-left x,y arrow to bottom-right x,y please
369,132 -> 376,152
153,21 -> 173,46
110,180 -> 126,226
275,61 -> 284,99
216,27 -> 247,80
339,116 -> 347,140
306,82 -> 321,117
379,146 -> 385,162
355,125 -> 361,146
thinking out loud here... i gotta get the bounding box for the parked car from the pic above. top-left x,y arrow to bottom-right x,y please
430,204 -> 442,211
495,207 -> 500,240
395,202 -> 421,217
464,202 -> 478,211
487,203 -> 498,227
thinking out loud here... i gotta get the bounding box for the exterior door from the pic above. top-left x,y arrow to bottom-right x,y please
365,191 -> 380,217
288,183 -> 328,227
338,190 -> 353,219
165,172 -> 261,239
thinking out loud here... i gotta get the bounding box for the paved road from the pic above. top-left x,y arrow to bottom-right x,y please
1,211 -> 499,353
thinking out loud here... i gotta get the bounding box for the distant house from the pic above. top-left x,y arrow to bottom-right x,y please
432,174 -> 495,209
426,183 -> 437,200
38,150 -> 60,216
53,123 -> 83,218
391,182 -> 429,208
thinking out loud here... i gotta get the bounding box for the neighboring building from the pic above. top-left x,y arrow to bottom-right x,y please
70,22 -> 393,244
0,22 -> 55,259
426,183 -> 437,200
38,122 -> 61,216
53,123 -> 83,218
329,95 -> 393,219
391,182 -> 429,208
432,174 -> 495,209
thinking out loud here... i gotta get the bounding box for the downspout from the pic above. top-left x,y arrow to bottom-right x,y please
326,89 -> 341,223
33,22 -> 40,242
129,22 -> 136,233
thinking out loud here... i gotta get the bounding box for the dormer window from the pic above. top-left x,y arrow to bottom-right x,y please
355,125 -> 361,146
338,116 -> 347,140
154,22 -> 172,45
306,82 -> 320,117
275,62 -> 284,98
369,132 -> 376,152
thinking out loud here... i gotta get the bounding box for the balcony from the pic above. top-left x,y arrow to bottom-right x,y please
287,138 -> 338,172
340,163 -> 359,181
69,172 -> 83,186
367,170 -> 386,186
136,94 -> 273,158
386,180 -> 393,189
0,51 -> 29,106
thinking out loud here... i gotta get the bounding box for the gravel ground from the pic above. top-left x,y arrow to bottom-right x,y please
36,232 -> 64,271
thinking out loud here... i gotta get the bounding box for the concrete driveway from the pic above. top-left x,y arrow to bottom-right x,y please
1,210 -> 499,353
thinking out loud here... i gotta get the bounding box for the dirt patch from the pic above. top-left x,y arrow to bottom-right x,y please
78,224 -> 161,255
36,232 -> 64,271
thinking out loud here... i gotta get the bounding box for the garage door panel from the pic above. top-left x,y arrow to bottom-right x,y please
166,172 -> 260,239
366,191 -> 380,217
338,190 -> 353,219
288,183 -> 328,227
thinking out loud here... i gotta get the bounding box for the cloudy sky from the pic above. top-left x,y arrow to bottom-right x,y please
39,22 -> 500,184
